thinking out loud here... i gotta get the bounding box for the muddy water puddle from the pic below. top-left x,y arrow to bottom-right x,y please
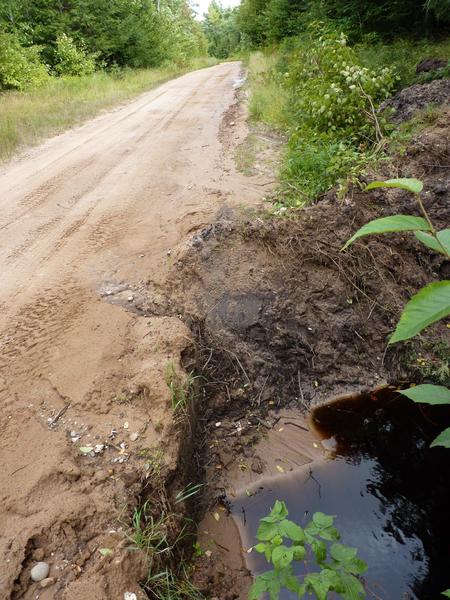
209,389 -> 450,599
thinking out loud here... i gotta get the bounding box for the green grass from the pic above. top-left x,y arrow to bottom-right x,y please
0,57 -> 217,161
127,500 -> 205,600
247,51 -> 291,129
357,38 -> 450,88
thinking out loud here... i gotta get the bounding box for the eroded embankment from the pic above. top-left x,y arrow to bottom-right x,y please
131,108 -> 450,598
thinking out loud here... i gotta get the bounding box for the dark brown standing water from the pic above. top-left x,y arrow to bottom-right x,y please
230,389 -> 450,599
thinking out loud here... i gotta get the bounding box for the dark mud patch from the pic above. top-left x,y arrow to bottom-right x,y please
380,79 -> 450,122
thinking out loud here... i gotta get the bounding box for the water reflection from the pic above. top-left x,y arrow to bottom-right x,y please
231,392 -> 450,599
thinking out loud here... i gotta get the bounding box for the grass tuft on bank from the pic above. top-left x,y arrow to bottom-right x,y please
0,58 -> 217,162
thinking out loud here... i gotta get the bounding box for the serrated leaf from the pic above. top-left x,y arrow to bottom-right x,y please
99,547 -> 113,556
311,538 -> 327,563
249,573 -> 271,600
389,281 -> 450,344
319,526 -> 340,542
292,545 -> 306,561
271,545 -> 294,569
312,512 -> 334,528
342,215 -> 430,250
340,573 -> 366,599
365,177 -> 423,194
415,230 -> 450,257
330,543 -> 357,563
431,427 -> 450,449
399,384 -> 450,405
279,519 -> 305,542
305,571 -> 339,600
257,520 -> 280,541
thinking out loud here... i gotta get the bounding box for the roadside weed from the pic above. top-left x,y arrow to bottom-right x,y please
249,501 -> 367,599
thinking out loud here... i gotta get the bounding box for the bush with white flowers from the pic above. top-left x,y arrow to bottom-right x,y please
287,27 -> 397,142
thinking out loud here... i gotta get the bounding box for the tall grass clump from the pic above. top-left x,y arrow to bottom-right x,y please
248,51 -> 291,129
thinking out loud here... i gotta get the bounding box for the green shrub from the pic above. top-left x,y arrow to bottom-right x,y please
53,34 -> 97,77
0,32 -> 49,91
287,27 -> 396,144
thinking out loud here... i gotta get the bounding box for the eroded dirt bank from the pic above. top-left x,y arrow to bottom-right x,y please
141,109 -> 450,598
0,62 -> 272,600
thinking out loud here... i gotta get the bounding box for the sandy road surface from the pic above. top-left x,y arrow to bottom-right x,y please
0,62 -> 264,599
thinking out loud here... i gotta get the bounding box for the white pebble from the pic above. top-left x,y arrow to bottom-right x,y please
30,562 -> 49,582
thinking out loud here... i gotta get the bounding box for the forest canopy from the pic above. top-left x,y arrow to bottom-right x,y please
0,0 -> 207,89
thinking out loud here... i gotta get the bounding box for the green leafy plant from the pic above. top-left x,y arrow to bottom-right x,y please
249,501 -> 367,600
165,363 -> 196,415
0,32 -> 49,91
53,34 -> 97,77
343,178 -> 450,449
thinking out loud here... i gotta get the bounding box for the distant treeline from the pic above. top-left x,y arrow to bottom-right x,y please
203,0 -> 450,58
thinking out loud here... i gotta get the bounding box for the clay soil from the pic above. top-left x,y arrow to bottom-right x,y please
0,60 -> 449,600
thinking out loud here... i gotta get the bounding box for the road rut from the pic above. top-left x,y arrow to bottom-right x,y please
0,62 -> 264,600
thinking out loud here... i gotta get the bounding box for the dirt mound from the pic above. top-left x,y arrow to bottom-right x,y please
380,79 -> 450,122
416,57 -> 448,74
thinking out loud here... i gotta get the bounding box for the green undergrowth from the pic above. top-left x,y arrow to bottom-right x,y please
126,497 -> 205,600
246,29 -> 450,209
356,37 -> 450,88
0,57 -> 217,161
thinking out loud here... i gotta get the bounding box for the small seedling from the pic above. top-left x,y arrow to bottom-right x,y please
249,501 -> 367,599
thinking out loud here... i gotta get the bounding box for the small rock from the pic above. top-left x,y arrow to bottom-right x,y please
106,290 -> 113,296
123,422 -> 129,429
39,578 -> 55,589
215,422 -> 221,428
124,593 -> 137,600
70,430 -> 77,438
94,444 -> 105,454
30,562 -> 50,582
129,432 -> 139,442
127,296 -> 134,302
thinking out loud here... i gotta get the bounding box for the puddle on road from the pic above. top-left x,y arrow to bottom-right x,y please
230,388 -> 450,599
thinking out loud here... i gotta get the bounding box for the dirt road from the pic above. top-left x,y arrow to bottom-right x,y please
0,62 -> 263,600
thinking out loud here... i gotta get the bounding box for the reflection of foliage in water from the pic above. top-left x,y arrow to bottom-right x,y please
314,392 -> 450,598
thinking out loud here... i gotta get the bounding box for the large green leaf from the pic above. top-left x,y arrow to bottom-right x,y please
399,384 -> 450,405
366,178 -> 424,194
431,428 -> 450,449
342,215 -> 430,250
389,280 -> 450,344
442,590 -> 450,598
340,573 -> 366,600
415,229 -> 450,257
271,545 -> 294,569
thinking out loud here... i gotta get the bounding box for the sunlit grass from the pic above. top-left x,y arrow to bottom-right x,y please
247,51 -> 291,129
0,57 -> 217,161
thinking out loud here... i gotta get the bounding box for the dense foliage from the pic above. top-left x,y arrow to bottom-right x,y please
236,0 -> 450,46
203,1 -> 240,58
0,0 -> 207,89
